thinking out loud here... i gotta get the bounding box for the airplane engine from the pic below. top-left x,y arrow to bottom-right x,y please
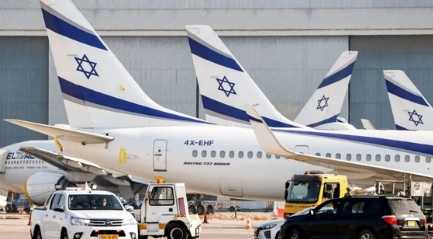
26,172 -> 75,205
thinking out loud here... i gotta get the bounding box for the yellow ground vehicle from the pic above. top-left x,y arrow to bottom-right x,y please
284,172 -> 349,217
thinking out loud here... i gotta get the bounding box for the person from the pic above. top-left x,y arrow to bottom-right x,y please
102,198 -> 108,208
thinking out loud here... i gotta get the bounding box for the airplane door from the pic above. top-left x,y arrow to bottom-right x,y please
153,140 -> 167,172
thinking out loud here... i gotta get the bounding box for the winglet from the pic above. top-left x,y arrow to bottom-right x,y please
5,119 -> 114,144
245,106 -> 296,157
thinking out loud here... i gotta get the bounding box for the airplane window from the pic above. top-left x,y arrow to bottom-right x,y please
192,150 -> 198,157
201,150 -> 207,157
219,151 -> 226,158
375,154 -> 381,161
238,151 -> 244,159
266,154 -> 272,159
356,154 -> 361,161
366,154 -> 372,161
257,151 -> 263,159
211,150 -> 216,158
247,151 -> 253,159
325,153 -> 331,158
315,152 -> 321,156
346,154 -> 352,161
405,155 -> 410,162
395,154 -> 401,162
426,156 -> 432,163
335,153 -> 341,159
415,155 -> 420,163
229,151 -> 235,158
385,154 -> 391,162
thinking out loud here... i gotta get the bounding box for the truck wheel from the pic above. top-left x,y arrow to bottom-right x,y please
32,226 -> 42,239
207,205 -> 214,214
358,229 -> 375,239
166,223 -> 188,239
60,228 -> 68,239
197,204 -> 205,215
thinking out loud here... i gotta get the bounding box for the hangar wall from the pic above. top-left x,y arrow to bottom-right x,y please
2,1 -> 433,147
0,38 -> 48,147
349,36 -> 433,129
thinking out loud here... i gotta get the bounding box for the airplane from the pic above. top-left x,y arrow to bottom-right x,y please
7,0 -> 433,203
0,140 -> 146,205
186,25 -> 357,130
384,70 -> 433,130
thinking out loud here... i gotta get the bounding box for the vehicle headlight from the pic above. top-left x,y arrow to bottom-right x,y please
70,216 -> 91,226
122,217 -> 137,226
260,223 -> 278,230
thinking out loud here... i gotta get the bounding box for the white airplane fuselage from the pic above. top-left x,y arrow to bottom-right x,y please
0,141 -> 60,192
60,125 -> 433,201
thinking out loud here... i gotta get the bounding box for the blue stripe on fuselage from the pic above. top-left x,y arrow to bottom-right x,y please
307,115 -> 339,128
201,95 -> 297,128
318,63 -> 354,88
386,80 -> 428,106
41,8 -> 107,50
58,77 -> 206,124
188,37 -> 243,72
275,128 -> 433,155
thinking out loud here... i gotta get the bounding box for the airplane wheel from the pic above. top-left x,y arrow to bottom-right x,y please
188,205 -> 197,214
197,204 -> 205,215
60,228 -> 68,239
207,205 -> 214,214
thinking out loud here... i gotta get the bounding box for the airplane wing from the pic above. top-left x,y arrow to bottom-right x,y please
246,106 -> 433,181
5,119 -> 113,144
360,118 -> 376,130
20,146 -> 147,189
20,146 -> 107,175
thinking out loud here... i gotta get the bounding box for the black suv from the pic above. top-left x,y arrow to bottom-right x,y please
279,196 -> 427,239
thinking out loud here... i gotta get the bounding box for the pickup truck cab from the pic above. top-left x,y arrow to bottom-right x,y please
30,188 -> 138,239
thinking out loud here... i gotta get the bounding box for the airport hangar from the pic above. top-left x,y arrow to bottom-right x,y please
2,1 -> 433,147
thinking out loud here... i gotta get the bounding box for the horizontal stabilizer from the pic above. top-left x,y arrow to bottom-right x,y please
5,119 -> 113,144
246,106 -> 433,181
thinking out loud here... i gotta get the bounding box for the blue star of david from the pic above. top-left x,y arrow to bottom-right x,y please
408,109 -> 423,127
216,76 -> 236,97
74,54 -> 98,79
316,95 -> 330,111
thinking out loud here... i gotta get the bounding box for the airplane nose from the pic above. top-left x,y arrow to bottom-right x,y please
0,148 -> 7,174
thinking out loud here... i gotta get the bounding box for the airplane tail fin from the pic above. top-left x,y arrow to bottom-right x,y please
384,70 -> 433,130
40,0 -> 203,128
295,51 -> 358,128
186,25 -> 303,128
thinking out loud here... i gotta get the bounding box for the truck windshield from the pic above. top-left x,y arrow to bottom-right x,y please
287,180 -> 321,203
68,194 -> 123,210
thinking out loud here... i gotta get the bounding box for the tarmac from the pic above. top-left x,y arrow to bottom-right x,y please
0,213 -> 269,239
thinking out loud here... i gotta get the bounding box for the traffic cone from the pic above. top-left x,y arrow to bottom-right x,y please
245,218 -> 252,229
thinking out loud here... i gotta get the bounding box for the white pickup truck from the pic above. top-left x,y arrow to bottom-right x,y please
30,188 -> 138,239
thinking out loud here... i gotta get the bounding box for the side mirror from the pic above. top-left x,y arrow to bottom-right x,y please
125,205 -> 134,212
309,209 -> 314,215
54,208 -> 64,213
